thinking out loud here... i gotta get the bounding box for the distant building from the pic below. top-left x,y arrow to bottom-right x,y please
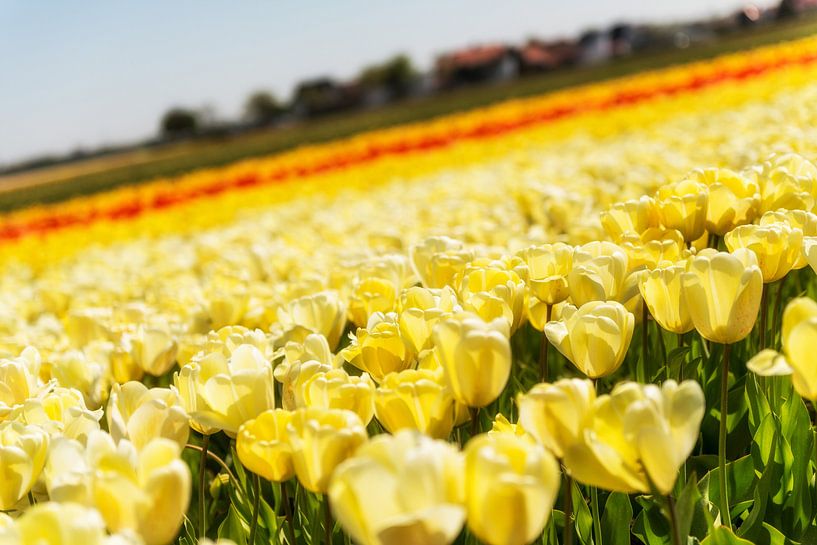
577,30 -> 612,65
518,39 -> 579,72
435,44 -> 520,88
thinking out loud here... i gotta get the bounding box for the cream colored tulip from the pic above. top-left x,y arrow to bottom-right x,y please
465,432 -> 560,545
107,381 -> 189,450
567,242 -> 629,306
374,368 -> 457,439
329,429 -> 465,545
457,263 -> 526,333
300,368 -> 375,425
348,276 -> 399,328
0,502 -> 110,545
276,291 -> 347,350
655,179 -> 709,242
619,228 -> 687,271
126,326 -> 178,377
0,421 -> 49,509
681,249 -> 762,343
685,167 -> 759,236
410,236 -> 475,289
398,286 -> 460,353
9,387 -> 102,444
0,347 -> 42,420
433,313 -> 511,408
237,409 -> 294,482
286,407 -> 368,493
173,344 -> 275,436
760,209 -> 817,268
517,378 -> 596,458
725,223 -> 803,283
599,196 -> 660,241
638,264 -> 694,334
544,301 -> 634,378
341,312 -> 413,383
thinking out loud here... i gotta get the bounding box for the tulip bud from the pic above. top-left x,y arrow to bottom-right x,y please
681,249 -> 762,344
725,223 -> 803,283
300,368 -> 375,425
599,196 -> 660,241
638,264 -> 694,334
464,432 -> 560,545
0,421 -> 49,509
685,168 -> 759,236
433,313 -> 511,408
410,236 -> 474,289
0,348 -> 42,420
517,378 -> 596,458
544,301 -> 634,378
340,312 -> 413,383
286,407 -> 367,493
237,409 -> 294,482
567,242 -> 629,306
619,228 -> 686,271
348,276 -> 399,328
126,326 -> 178,377
398,286 -> 460,353
277,291 -> 347,350
329,430 -> 465,545
457,263 -> 526,333
374,368 -> 457,439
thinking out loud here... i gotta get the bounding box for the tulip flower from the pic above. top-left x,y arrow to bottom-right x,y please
655,179 -> 709,242
567,242 -> 629,306
0,421 -> 49,509
410,236 -> 475,289
276,291 -> 347,350
725,223 -> 803,283
125,326 -> 178,377
433,313 -> 511,408
300,368 -> 376,425
464,432 -> 560,545
638,264 -> 694,334
563,380 -> 704,495
9,387 -> 102,444
599,196 -> 660,241
398,286 -> 460,353
348,276 -> 399,328
328,429 -> 465,545
681,248 -> 762,344
340,312 -> 413,383
173,344 -> 276,436
106,381 -> 189,450
760,209 -> 817,268
236,409 -> 294,482
374,368 -> 457,439
684,167 -> 759,236
457,262 -> 526,333
748,297 -> 817,400
0,347 -> 42,421
286,407 -> 368,493
544,301 -> 634,378
0,502 -> 111,545
517,378 -> 596,458
619,228 -> 687,271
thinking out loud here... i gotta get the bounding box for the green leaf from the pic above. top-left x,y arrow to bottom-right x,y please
601,492 -> 632,545
744,373 -> 772,436
572,482 -> 594,545
218,504 -> 249,545
677,472 -> 713,541
632,499 -> 671,545
701,527 -> 754,545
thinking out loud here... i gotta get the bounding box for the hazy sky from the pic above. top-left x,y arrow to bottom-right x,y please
0,1 -> 771,164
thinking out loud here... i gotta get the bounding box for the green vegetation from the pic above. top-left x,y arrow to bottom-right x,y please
2,16 -> 817,210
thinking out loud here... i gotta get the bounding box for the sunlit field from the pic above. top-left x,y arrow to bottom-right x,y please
3,32 -> 817,545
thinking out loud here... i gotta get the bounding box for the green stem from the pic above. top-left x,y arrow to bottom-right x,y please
185,443 -> 243,494
773,278 -> 785,347
539,304 -> 552,382
591,486 -> 603,545
759,285 -> 768,350
639,303 -> 649,383
719,343 -> 732,528
199,434 -> 210,539
563,473 -> 574,545
324,495 -> 334,545
470,406 -> 481,438
677,333 -> 685,381
281,481 -> 296,545
249,473 -> 261,544
27,491 -> 35,506
667,494 -> 682,545
656,322 -> 668,380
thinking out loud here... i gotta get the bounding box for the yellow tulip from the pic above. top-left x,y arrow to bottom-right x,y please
0,421 -> 49,509
329,429 -> 465,545
433,313 -> 511,408
517,378 -> 596,458
300,368 -> 375,425
398,286 -> 460,353
340,312 -> 413,383
638,264 -> 694,334
107,381 -> 189,450
725,223 -> 803,283
756,155 -> 816,213
276,291 -> 347,350
410,236 -> 474,289
563,380 -> 704,494
236,409 -> 294,482
286,407 -> 368,493
681,249 -> 762,343
173,344 -> 275,436
748,297 -> 817,400
457,263 -> 526,333
567,242 -> 629,306
619,228 -> 687,271
9,387 -> 102,444
599,196 -> 660,241
464,432 -> 560,545
655,179 -> 708,242
544,301 -> 634,378
348,276 -> 399,328
684,167 -> 759,236
0,502 -> 110,545
760,209 -> 817,268
374,368 -> 457,439
126,326 -> 178,377
0,347 -> 42,421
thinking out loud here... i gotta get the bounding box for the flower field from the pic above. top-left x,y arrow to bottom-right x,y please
4,34 -> 817,545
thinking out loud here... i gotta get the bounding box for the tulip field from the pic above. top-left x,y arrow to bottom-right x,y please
7,34 -> 817,545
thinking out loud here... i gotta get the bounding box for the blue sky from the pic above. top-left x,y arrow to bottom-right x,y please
0,1 -> 769,164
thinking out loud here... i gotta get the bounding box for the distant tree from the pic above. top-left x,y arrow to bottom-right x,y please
244,91 -> 285,125
357,54 -> 417,97
160,108 -> 199,138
